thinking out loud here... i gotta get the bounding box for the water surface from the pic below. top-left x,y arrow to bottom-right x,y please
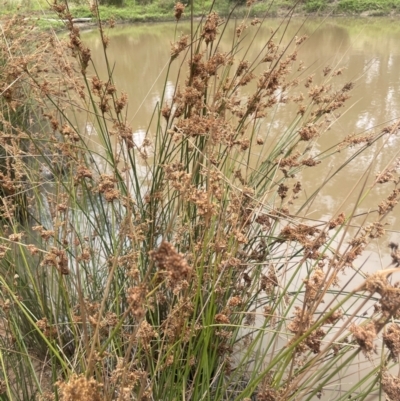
81,17 -> 400,400
82,18 -> 400,266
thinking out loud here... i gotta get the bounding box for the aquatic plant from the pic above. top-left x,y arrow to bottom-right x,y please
1,2 -> 400,401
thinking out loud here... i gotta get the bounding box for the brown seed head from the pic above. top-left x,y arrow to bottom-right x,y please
383,323 -> 400,361
350,322 -> 377,354
202,12 -> 220,45
150,242 -> 192,288
57,374 -> 102,401
174,2 -> 185,20
381,371 -> 400,401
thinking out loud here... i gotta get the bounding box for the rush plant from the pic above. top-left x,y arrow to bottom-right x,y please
1,2 -> 400,401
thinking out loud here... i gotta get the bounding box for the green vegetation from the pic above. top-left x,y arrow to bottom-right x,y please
1,1 -> 400,401
2,0 -> 400,25
303,0 -> 400,14
337,0 -> 400,13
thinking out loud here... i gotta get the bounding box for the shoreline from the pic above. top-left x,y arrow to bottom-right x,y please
2,1 -> 400,31
19,11 -> 400,32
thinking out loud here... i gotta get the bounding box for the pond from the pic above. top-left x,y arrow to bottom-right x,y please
30,16 -> 400,400
82,17 -> 400,271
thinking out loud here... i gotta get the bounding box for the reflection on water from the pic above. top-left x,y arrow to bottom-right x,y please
82,17 -> 400,251
81,18 -> 400,399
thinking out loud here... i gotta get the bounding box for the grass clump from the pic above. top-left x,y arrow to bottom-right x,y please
1,1 -> 400,401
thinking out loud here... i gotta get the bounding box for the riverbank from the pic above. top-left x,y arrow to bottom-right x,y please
1,0 -> 400,30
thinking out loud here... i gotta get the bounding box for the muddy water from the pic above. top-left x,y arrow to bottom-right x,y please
81,21 -> 400,252
82,16 -> 400,280
82,18 -> 400,262
81,18 -> 400,400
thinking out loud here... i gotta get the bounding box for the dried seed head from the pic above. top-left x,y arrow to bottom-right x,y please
378,189 -> 400,216
324,309 -> 343,325
76,165 -> 93,181
383,324 -> 400,361
8,233 -> 23,242
295,35 -> 308,46
42,247 -> 70,275
287,307 -> 325,354
36,318 -> 57,339
260,266 -> 278,294
236,23 -> 247,38
228,296 -> 242,307
329,212 -> 346,229
354,269 -> 400,295
293,181 -> 302,194
127,285 -> 147,319
137,320 -> 158,351
278,183 -> 289,199
171,35 -> 188,59
215,313 -> 230,324
305,327 -> 326,354
174,2 -> 185,20
304,268 -> 325,305
202,12 -> 220,45
97,174 -> 120,202
57,374 -> 102,401
350,322 -> 377,354
150,242 -> 192,289
298,124 -> 319,141
381,371 -> 400,401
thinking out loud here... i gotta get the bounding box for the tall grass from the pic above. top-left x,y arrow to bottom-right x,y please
1,2 -> 400,401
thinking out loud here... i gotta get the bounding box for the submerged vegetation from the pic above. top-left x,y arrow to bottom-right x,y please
1,1 -> 400,400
